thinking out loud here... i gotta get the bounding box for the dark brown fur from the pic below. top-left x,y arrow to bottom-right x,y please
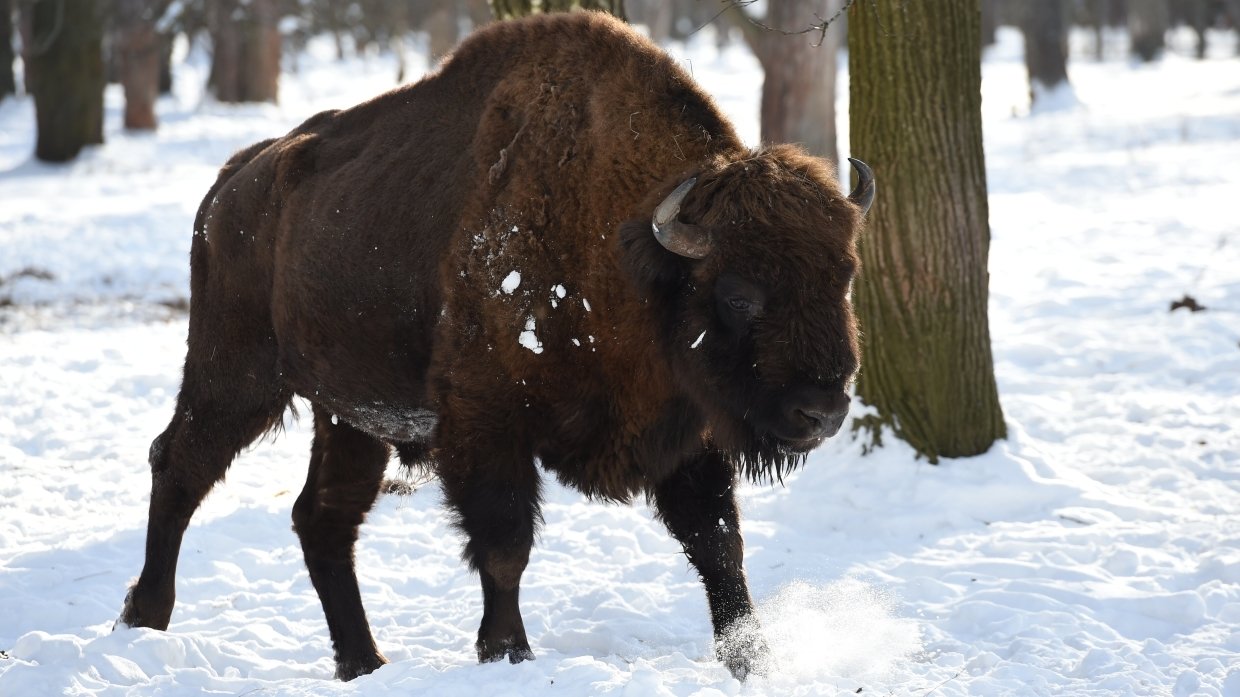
118,12 -> 864,682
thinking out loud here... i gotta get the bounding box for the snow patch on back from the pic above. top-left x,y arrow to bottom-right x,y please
501,270 -> 521,294
519,316 -> 543,354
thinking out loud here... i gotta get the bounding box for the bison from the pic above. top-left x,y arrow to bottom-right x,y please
117,11 -> 874,682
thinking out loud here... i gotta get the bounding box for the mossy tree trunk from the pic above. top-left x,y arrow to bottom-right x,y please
1021,0 -> 1069,105
29,0 -> 105,162
848,0 -> 1006,462
489,0 -> 626,21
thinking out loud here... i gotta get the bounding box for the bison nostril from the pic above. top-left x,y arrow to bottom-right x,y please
796,408 -> 827,432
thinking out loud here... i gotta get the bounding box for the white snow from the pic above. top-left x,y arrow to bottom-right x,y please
501,270 -> 522,294
2,26 -> 1239,697
519,316 -> 543,354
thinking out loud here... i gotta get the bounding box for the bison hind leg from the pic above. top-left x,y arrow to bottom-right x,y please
292,406 -> 392,681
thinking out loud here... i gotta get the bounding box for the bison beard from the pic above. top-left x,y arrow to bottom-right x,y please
116,11 -> 872,684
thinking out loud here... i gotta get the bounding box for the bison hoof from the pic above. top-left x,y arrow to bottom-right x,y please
115,586 -> 173,632
717,623 -> 772,681
476,637 -> 535,665
334,653 -> 388,681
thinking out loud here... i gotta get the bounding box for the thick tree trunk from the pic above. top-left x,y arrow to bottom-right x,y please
489,0 -> 626,21
750,0 -> 840,164
207,0 -> 280,103
1021,0 -> 1069,104
116,0 -> 168,130
1185,0 -> 1210,59
28,0 -> 105,162
1,0 -> 16,99
848,0 -> 1006,461
1128,0 -> 1168,62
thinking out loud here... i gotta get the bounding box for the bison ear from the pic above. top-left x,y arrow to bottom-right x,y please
620,217 -> 686,292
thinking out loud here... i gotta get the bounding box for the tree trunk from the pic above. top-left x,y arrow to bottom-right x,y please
116,0 -> 168,130
1,0 -> 16,99
1021,0 -> 1069,104
1128,0 -> 1168,62
753,1 -> 840,164
28,0 -> 105,162
490,0 -> 626,21
207,0 -> 280,103
980,0 -> 997,48
728,1 -> 841,164
158,33 -> 173,94
426,0 -> 460,65
1185,0 -> 1211,59
848,0 -> 1006,462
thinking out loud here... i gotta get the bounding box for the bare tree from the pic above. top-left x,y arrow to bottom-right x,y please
731,0 -> 843,164
1021,0 -> 1070,106
848,0 -> 1006,461
26,0 -> 105,162
207,0 -> 280,103
115,0 -> 172,130
1,0 -> 15,100
489,0 -> 626,20
1128,0 -> 1169,62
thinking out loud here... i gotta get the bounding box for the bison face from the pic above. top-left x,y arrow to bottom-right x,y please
622,146 -> 871,479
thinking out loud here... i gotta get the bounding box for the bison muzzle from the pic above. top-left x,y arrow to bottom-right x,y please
117,11 -> 873,682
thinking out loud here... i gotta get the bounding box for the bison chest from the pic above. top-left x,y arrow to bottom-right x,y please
534,396 -> 704,501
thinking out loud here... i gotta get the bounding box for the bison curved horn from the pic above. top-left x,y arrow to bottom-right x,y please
652,177 -> 713,259
847,157 -> 876,217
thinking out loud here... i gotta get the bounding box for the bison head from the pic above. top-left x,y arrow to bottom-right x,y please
622,145 -> 873,481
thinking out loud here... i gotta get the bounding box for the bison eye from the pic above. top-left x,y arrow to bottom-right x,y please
727,297 -> 753,313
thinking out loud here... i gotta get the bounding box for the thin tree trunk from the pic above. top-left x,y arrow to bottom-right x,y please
1185,0 -> 1210,59
848,0 -> 1006,461
1022,0 -> 1069,105
1128,0 -> 1168,62
1,0 -> 15,99
158,33 -> 173,94
29,0 -> 105,162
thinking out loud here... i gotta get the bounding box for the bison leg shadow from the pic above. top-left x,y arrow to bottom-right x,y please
438,440 -> 542,665
652,452 -> 772,680
291,406 -> 391,681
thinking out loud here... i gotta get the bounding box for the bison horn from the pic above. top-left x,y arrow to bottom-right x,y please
847,157 -> 875,217
652,177 -> 713,259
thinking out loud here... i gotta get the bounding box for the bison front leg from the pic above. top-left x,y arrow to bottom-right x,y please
438,441 -> 541,665
652,452 -> 771,680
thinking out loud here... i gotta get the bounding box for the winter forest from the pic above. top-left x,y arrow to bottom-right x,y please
1,0 -> 1238,695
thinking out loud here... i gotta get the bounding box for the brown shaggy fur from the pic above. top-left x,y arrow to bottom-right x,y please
118,12 -> 866,683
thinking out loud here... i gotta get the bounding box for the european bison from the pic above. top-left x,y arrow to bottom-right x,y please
117,11 -> 873,682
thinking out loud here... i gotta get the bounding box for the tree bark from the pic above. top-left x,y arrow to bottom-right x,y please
28,0 -> 105,162
741,0 -> 841,165
1,0 -> 16,99
1021,0 -> 1069,104
207,0 -> 280,103
848,0 -> 1006,462
1127,0 -> 1168,62
116,0 -> 169,130
489,0 -> 626,21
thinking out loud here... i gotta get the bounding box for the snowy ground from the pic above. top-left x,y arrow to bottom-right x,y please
2,26 -> 1239,697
